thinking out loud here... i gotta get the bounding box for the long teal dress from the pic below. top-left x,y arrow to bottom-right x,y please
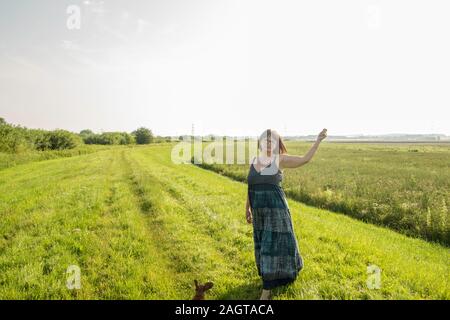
247,157 -> 303,289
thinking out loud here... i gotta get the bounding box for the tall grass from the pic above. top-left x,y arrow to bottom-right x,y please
0,145 -> 122,171
193,141 -> 450,245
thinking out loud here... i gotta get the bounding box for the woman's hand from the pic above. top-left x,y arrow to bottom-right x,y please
246,209 -> 253,224
317,128 -> 327,142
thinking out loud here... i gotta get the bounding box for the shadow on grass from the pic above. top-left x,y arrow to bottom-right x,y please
215,279 -> 295,300
215,280 -> 261,300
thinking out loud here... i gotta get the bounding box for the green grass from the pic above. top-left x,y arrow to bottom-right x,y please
0,144 -> 448,299
0,144 -> 115,171
194,141 -> 450,245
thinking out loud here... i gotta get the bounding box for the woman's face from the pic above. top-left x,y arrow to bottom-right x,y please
259,133 -> 280,156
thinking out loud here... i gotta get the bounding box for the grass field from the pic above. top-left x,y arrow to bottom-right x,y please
0,144 -> 114,171
195,141 -> 450,245
0,144 -> 449,299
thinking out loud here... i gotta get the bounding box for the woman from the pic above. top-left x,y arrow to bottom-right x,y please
246,128 -> 327,300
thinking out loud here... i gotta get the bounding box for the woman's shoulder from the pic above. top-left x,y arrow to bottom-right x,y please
247,157 -> 258,177
248,156 -> 256,168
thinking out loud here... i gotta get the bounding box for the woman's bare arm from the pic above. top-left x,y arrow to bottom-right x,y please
280,129 -> 327,169
245,193 -> 252,223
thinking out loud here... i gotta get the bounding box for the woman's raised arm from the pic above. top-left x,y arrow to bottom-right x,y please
280,129 -> 327,169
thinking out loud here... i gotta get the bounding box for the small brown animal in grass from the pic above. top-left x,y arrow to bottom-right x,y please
192,280 -> 214,300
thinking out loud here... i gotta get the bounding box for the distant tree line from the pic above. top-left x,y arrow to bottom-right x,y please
0,118 -> 82,153
80,130 -> 136,145
79,127 -> 154,145
0,117 -> 161,153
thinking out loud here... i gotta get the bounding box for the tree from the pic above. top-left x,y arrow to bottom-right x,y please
79,129 -> 94,136
133,127 -> 154,145
35,130 -> 81,150
81,131 -> 135,145
120,132 -> 135,145
0,123 -> 29,153
0,117 -> 6,126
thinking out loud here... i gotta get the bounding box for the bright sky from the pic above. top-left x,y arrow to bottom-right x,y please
0,0 -> 449,136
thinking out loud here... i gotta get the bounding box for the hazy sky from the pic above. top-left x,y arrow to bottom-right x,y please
0,0 -> 449,136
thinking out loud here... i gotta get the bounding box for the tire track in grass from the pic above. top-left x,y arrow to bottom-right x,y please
123,151 -> 263,299
124,152 -> 211,298
0,150 -> 179,299
85,150 -> 180,299
72,150 -> 181,299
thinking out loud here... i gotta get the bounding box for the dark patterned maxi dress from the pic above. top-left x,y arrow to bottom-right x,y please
247,158 -> 303,289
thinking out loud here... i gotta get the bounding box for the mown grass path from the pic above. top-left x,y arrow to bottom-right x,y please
0,145 -> 448,299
